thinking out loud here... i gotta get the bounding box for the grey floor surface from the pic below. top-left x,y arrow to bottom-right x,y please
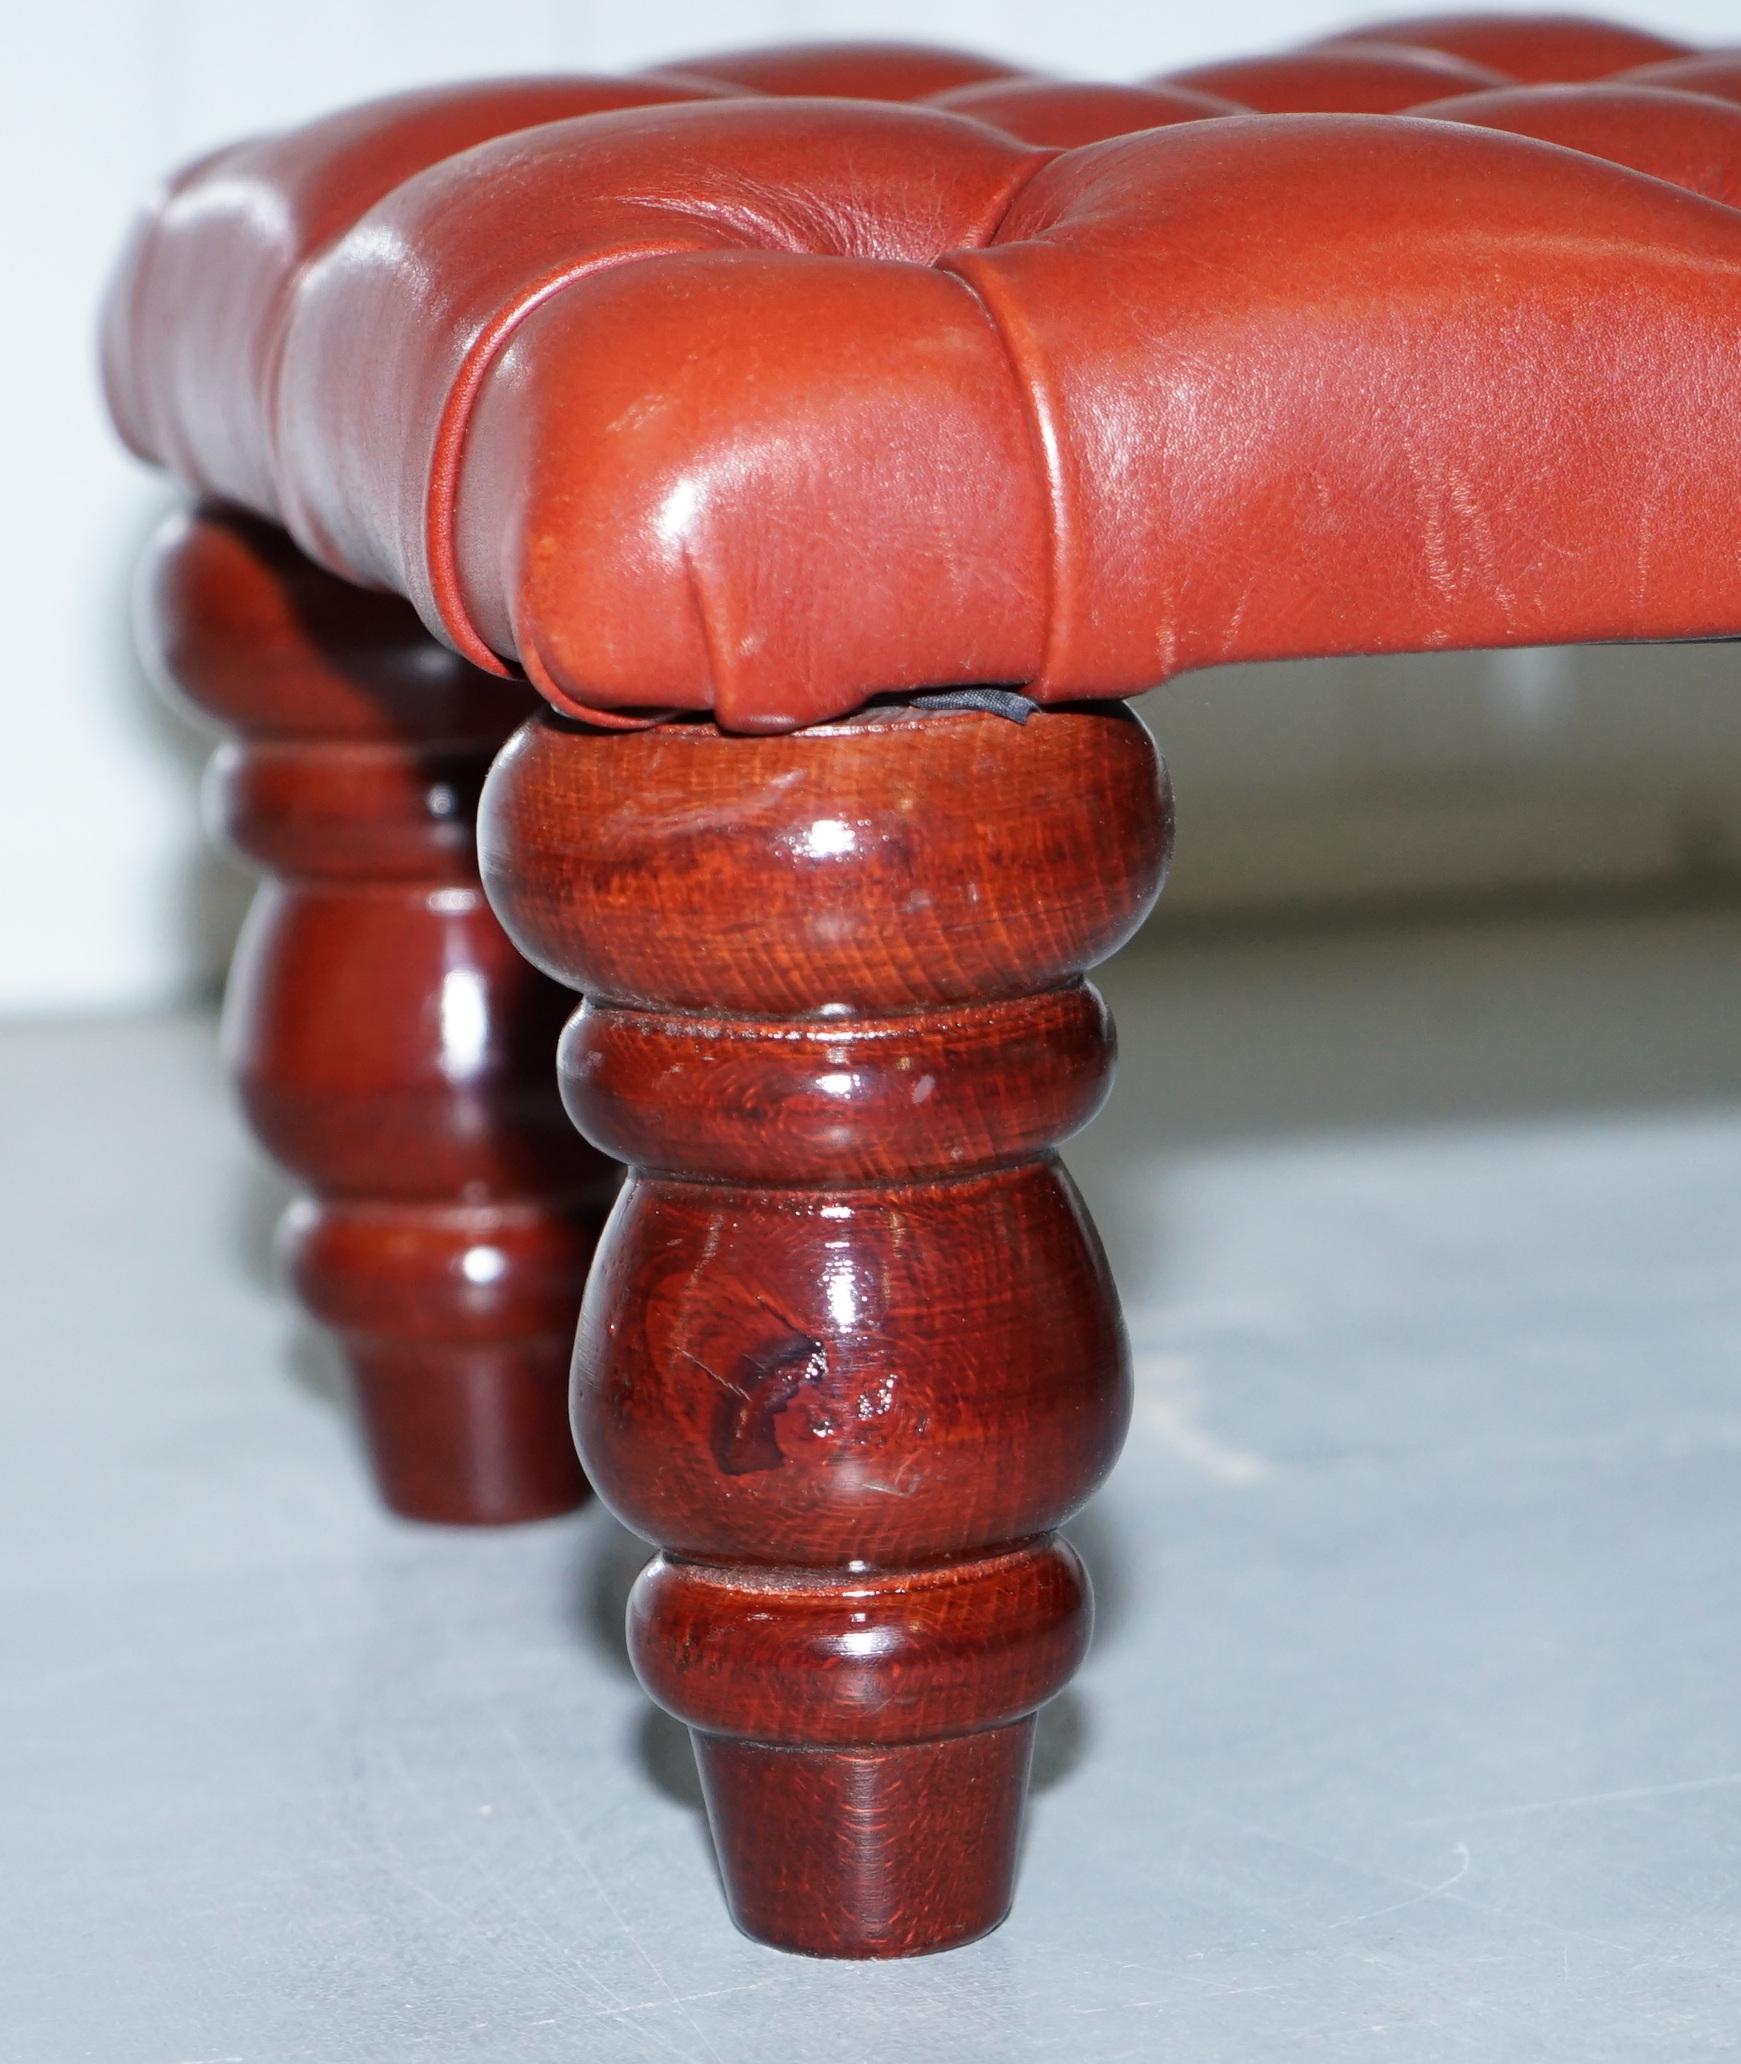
3,907 -> 1740,2062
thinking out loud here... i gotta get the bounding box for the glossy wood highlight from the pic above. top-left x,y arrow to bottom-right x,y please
139,506 -> 615,1524
481,701 -> 1170,1951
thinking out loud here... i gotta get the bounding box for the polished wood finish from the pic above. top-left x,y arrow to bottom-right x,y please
139,506 -> 615,1524
481,701 -> 1170,1953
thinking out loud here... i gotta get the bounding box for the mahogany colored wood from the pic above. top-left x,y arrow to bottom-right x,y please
138,505 -> 617,1524
480,701 -> 1170,1953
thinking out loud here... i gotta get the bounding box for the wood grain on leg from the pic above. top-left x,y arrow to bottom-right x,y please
139,505 -> 616,1524
481,702 -> 1170,1951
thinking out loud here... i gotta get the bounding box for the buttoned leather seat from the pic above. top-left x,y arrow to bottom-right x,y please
105,13 -> 1741,735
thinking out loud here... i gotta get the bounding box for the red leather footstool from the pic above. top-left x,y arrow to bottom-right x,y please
103,12 -> 1741,1955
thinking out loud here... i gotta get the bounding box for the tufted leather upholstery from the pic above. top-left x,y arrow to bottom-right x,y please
104,16 -> 1741,731
929,78 -> 1243,146
1160,44 -> 1512,110
653,40 -> 1026,99
1317,14 -> 1691,79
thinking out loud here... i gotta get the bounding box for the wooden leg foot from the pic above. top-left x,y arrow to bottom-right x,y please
139,507 -> 615,1522
285,1195 -> 594,1523
694,1725 -> 1036,1958
346,1341 -> 579,1525
634,1537 -> 1086,1955
483,701 -> 1170,1948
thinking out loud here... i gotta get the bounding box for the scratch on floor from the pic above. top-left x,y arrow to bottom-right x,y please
1130,1353 -> 1271,1485
595,1982 -> 777,2019
1328,1842 -> 1471,1928
495,1715 -> 733,2064
1410,1771 -> 1741,1828
356,1740 -> 659,2045
1165,1790 -> 1638,1957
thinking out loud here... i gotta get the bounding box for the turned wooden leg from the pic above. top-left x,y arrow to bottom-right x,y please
481,700 -> 1169,1953
138,506 -> 616,1524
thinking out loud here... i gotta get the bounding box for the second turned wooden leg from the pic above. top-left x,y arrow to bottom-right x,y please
138,506 -> 616,1524
482,700 -> 1170,1952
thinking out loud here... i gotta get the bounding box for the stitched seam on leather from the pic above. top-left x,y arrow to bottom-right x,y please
678,531 -> 734,721
422,239 -> 728,673
939,255 -> 1064,691
519,630 -> 673,729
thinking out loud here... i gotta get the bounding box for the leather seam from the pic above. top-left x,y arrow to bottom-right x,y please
938,252 -> 1064,693
421,243 -> 690,676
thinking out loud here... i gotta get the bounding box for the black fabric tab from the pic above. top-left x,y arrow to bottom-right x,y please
908,687 -> 1037,724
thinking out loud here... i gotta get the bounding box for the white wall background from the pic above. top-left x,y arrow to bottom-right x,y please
5,0 -> 1740,1015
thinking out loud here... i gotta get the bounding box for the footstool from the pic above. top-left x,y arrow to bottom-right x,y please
103,12 -> 1741,1954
